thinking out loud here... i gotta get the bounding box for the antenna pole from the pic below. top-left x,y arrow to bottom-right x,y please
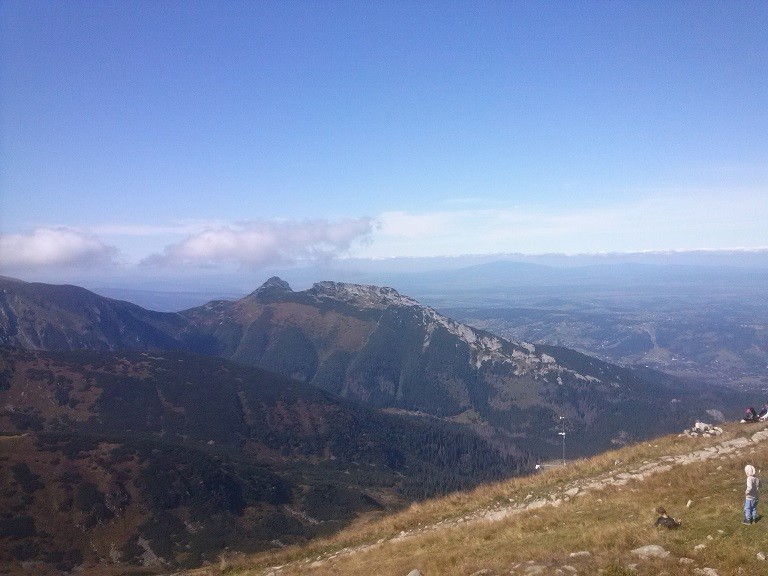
558,416 -> 566,466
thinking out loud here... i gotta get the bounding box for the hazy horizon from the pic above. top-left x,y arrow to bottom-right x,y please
5,248 -> 768,301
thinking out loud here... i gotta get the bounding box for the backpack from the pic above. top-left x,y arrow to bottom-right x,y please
655,516 -> 681,529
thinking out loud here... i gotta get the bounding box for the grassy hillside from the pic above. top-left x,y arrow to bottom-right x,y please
180,422 -> 768,576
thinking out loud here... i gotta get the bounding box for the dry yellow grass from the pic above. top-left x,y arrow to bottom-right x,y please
185,422 -> 768,576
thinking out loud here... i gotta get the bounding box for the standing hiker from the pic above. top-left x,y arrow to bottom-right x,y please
743,464 -> 760,525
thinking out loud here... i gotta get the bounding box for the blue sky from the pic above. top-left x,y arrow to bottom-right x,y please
1,1 -> 767,286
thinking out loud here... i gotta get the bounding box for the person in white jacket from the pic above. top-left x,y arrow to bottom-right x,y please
743,464 -> 760,524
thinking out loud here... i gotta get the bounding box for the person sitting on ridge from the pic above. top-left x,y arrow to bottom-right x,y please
654,506 -> 682,529
743,407 -> 759,423
759,402 -> 768,421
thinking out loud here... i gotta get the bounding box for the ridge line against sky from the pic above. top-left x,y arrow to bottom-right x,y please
1,1 -> 767,284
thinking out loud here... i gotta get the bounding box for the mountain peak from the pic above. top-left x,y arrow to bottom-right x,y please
310,281 -> 420,309
249,276 -> 292,299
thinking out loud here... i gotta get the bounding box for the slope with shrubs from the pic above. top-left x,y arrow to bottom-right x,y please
0,347 -> 529,575
185,422 -> 768,576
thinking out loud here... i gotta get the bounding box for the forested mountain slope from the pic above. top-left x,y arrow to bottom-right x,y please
0,347 -> 528,574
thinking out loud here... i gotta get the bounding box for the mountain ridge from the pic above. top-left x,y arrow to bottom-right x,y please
178,277 -> 740,457
0,275 -> 746,458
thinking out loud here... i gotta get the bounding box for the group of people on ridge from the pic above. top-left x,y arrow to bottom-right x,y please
742,402 -> 768,423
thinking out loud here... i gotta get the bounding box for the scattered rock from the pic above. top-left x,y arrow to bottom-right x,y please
136,537 -> 168,568
751,430 -> 768,442
680,558 -> 695,564
693,569 -> 719,576
569,551 -> 591,558
631,544 -> 670,558
682,421 -> 724,437
694,544 -> 707,551
406,570 -> 423,576
757,552 -> 766,561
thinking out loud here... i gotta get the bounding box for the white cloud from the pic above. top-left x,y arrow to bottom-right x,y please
3,188 -> 764,280
142,218 -> 374,268
91,219 -> 233,237
357,189 -> 768,258
0,227 -> 119,269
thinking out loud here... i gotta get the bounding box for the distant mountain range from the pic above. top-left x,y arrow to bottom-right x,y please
27,249 -> 768,312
